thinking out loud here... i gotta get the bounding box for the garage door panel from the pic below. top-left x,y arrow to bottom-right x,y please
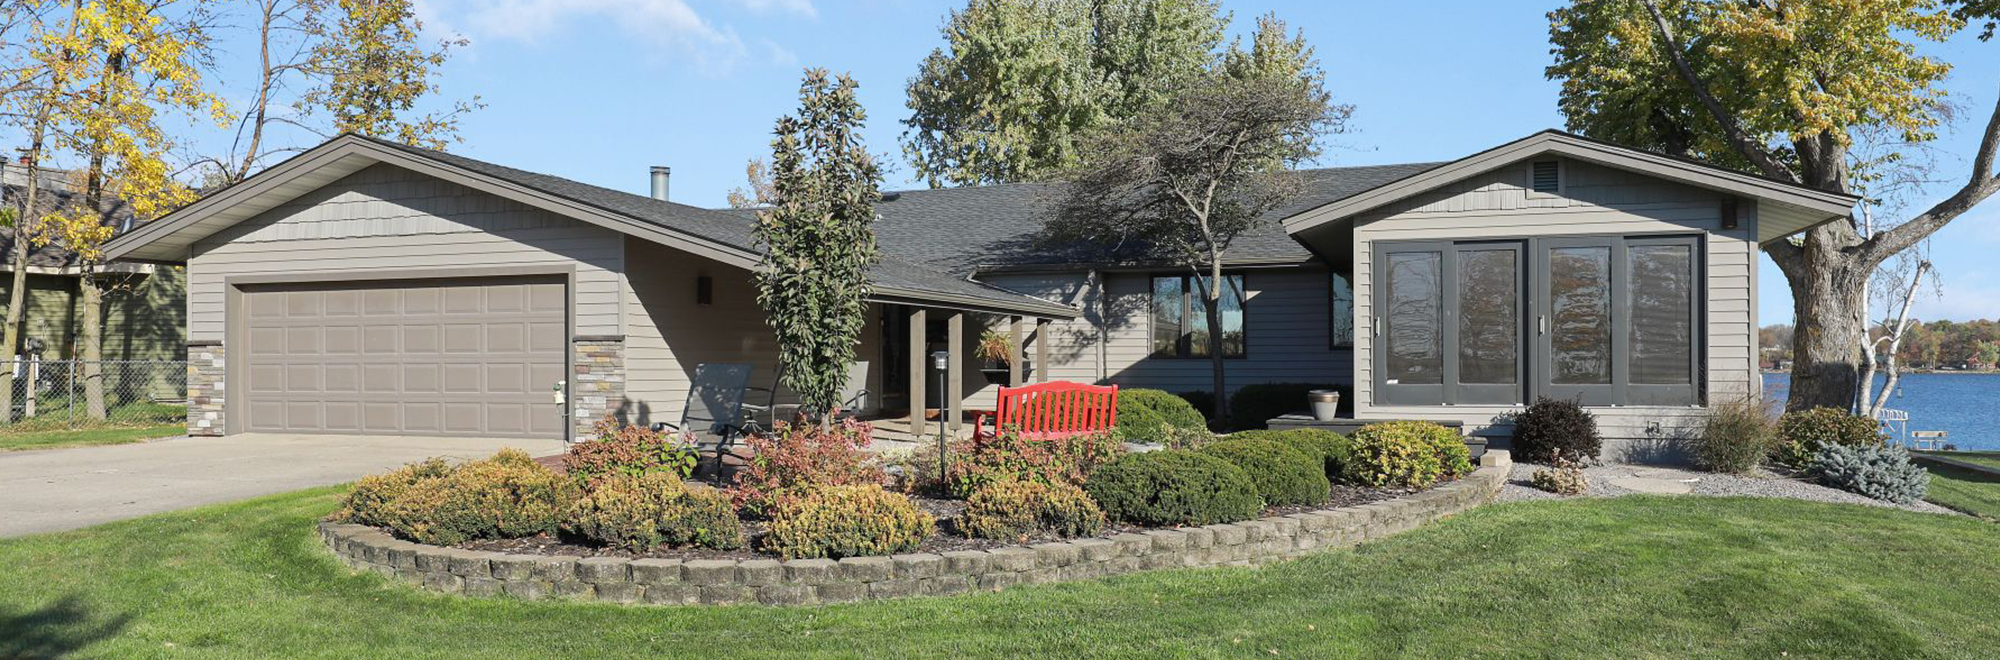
241,276 -> 564,439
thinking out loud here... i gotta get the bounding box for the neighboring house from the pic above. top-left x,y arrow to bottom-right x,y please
101,131 -> 1854,458
0,161 -> 188,363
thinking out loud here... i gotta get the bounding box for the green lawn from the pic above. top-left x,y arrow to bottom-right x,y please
4,491 -> 1998,659
0,424 -> 184,452
1922,462 -> 2000,520
1917,451 -> 2000,471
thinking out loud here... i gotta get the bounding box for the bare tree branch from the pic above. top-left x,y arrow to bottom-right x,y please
1865,90 -> 2000,265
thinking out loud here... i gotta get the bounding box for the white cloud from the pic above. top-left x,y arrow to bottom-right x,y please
424,0 -> 815,75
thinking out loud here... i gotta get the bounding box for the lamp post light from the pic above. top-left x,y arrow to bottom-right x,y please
930,349 -> 950,480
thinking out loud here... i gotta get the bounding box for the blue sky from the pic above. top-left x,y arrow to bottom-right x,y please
129,1 -> 2000,325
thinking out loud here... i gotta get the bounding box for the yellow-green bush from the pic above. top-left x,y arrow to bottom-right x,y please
1343,421 -> 1466,488
1775,407 -> 1885,467
334,457 -> 453,528
958,479 -> 1107,541
338,450 -> 579,546
763,485 -> 936,559
565,472 -> 744,551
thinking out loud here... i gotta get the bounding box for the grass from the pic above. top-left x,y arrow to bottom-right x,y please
0,424 -> 184,451
1921,463 -> 2000,521
4,492 -> 1999,659
1916,451 -> 2000,471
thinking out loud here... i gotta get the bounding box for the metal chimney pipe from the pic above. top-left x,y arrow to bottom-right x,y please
649,166 -> 671,201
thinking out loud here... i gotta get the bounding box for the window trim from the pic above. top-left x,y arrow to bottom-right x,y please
1150,272 -> 1248,360
1329,270 -> 1355,349
1372,232 -> 1706,408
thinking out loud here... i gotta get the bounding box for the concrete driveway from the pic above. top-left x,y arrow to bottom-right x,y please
0,433 -> 564,538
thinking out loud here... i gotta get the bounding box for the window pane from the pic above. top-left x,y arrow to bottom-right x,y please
1189,275 -> 1245,358
1629,244 -> 1694,384
1550,246 -> 1613,384
1458,249 -> 1518,384
1151,276 -> 1182,357
1385,252 -> 1443,385
1330,273 -> 1354,347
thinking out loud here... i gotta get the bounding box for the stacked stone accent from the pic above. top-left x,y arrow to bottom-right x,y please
187,340 -> 225,437
320,451 -> 1514,606
570,336 -> 625,438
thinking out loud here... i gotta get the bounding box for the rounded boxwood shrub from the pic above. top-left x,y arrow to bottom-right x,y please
1084,450 -> 1261,526
360,450 -> 580,546
1776,407 -> 1885,468
1343,421 -> 1466,489
1227,429 -> 1352,480
1197,438 -> 1330,507
1810,444 -> 1929,504
565,472 -> 744,551
958,479 -> 1107,541
1115,388 -> 1210,443
763,485 -> 936,559
335,457 -> 454,528
1510,397 -> 1602,464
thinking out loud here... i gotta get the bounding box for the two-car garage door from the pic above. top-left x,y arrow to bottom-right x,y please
239,276 -> 567,438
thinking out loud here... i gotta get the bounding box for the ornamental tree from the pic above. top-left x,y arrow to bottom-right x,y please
1547,0 -> 2000,411
754,69 -> 882,421
1048,19 -> 1347,422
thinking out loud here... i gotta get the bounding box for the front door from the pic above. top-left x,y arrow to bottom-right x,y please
1374,241 -> 1527,406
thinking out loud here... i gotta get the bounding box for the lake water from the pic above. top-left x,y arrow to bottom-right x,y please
1763,372 -> 2000,450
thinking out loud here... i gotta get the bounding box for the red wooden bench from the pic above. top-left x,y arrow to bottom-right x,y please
973,381 -> 1119,440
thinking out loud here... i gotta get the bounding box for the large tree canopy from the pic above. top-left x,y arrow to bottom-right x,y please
1547,0 -> 2000,411
900,0 -> 1226,187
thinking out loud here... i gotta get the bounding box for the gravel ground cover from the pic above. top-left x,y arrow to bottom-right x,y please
1496,461 -> 1958,515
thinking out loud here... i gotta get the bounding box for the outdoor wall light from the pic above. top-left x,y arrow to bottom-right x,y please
695,276 -> 713,306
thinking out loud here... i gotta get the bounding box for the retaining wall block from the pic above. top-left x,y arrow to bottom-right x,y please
941,550 -> 990,575
576,557 -> 630,584
644,583 -> 701,605
737,559 -> 783,586
985,547 -> 1037,573
1032,542 -> 1080,568
630,558 -> 684,585
893,553 -> 944,579
683,559 -> 740,585
1072,538 -> 1118,562
838,556 -> 894,582
530,556 -> 578,582
596,582 -> 643,603
783,558 -> 838,584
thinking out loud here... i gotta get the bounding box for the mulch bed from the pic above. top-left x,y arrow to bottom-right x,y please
452,481 -> 1430,561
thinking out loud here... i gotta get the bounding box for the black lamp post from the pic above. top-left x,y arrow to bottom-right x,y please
930,349 -> 950,481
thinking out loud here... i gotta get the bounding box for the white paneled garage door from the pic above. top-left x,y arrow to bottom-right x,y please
239,277 -> 567,438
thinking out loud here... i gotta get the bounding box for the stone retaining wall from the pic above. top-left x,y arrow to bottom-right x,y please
319,451 -> 1513,606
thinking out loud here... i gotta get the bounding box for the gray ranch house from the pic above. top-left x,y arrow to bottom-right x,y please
102,131 -> 1855,457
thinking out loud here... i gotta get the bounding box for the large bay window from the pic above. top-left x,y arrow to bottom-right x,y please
1374,234 -> 1700,407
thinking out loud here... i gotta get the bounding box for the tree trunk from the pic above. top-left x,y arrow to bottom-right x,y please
1199,265 -> 1227,425
3,130 -> 48,422
80,270 -> 104,420
1780,227 -> 1871,413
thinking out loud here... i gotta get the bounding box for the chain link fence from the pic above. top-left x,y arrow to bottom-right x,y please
2,359 -> 187,432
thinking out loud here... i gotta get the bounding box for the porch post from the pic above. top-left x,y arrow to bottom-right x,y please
908,307 -> 926,433
947,311 -> 964,435
1008,315 -> 1024,386
1036,318 -> 1051,383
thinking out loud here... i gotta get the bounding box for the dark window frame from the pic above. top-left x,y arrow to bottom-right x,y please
1372,232 -> 1705,408
1329,270 -> 1355,349
1150,272 -> 1248,360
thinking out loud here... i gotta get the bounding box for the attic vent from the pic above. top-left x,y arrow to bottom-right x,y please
1530,160 -> 1561,194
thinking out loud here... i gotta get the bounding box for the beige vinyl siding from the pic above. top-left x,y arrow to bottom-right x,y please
1352,158 -> 1760,445
187,163 -> 625,341
960,272 -> 1102,409
621,237 -> 883,428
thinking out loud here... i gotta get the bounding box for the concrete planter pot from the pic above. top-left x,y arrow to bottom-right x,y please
1308,389 -> 1341,421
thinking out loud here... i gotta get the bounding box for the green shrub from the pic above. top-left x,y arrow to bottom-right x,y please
1810,444 -> 1929,504
945,430 -> 1123,499
958,480 -> 1107,541
1197,438 -> 1329,507
334,457 -> 454,528
565,472 -> 744,551
1115,388 -> 1210,442
731,417 -> 885,517
1084,450 -> 1261,526
1175,390 -> 1217,420
1228,428 -> 1352,480
1511,397 -> 1602,464
1344,421 -> 1465,488
357,450 -> 580,546
1694,397 -> 1779,474
1228,383 -> 1348,430
564,417 -> 700,486
763,485 -> 935,559
1776,407 -> 1885,468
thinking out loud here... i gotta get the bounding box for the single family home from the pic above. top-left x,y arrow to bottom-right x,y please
101,130 -> 1856,458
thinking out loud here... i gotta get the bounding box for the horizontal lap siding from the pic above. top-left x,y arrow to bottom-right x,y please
963,272 -> 1102,410
1352,159 -> 1759,440
1098,268 -> 1351,396
188,163 -> 624,341
622,239 -> 882,427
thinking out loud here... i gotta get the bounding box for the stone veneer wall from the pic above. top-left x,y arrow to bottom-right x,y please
187,340 -> 225,437
318,451 -> 1513,606
570,336 -> 625,438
